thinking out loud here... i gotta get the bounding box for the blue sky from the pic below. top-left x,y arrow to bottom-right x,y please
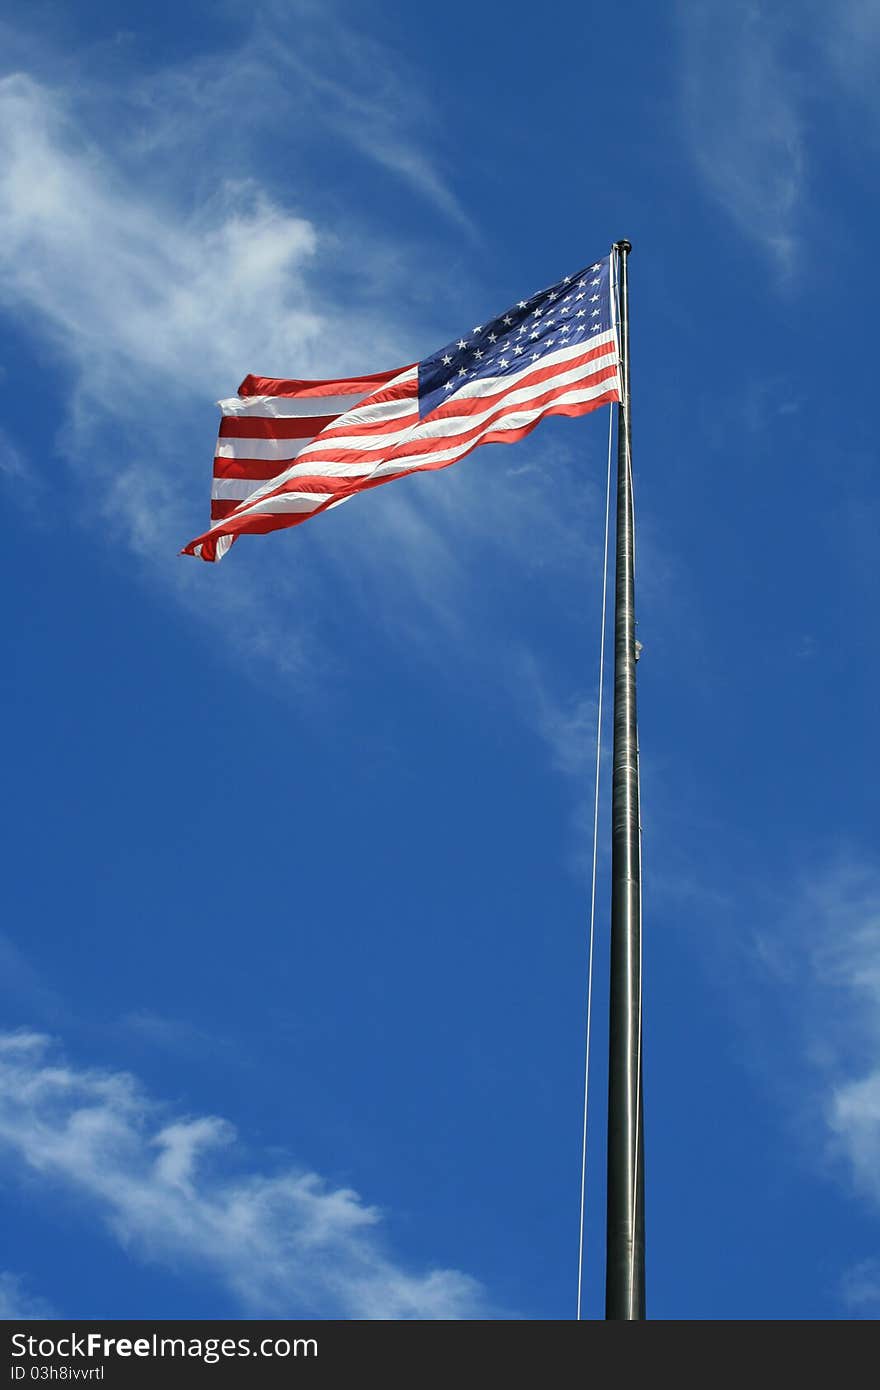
1,0 -> 878,1321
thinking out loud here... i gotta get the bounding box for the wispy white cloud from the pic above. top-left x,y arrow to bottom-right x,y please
532,683 -> 598,783
0,427 -> 30,483
798,861 -> 880,1202
0,424 -> 45,523
0,1031 -> 492,1319
734,853 -> 880,1311
830,1072 -> 880,1200
841,1258 -> 880,1316
675,0 -> 880,271
0,1271 -> 53,1319
0,74 -> 324,395
675,2 -> 805,270
119,1011 -> 244,1066
1,0 -> 470,236
729,856 -> 880,1179
648,846 -> 880,1309
0,933 -> 68,1025
0,63 -> 455,685
252,0 -> 475,234
821,0 -> 880,112
0,53 -> 593,687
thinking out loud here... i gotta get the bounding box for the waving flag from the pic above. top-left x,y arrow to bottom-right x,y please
182,255 -> 620,562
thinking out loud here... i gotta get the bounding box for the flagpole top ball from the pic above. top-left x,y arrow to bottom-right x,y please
614,240 -> 632,255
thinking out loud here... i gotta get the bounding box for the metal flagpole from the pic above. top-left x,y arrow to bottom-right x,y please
605,239 -> 646,1319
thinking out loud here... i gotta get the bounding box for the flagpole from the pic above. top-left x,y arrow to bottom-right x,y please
605,239 -> 645,1319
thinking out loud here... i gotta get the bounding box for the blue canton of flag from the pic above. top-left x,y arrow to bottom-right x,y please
418,257 -> 613,417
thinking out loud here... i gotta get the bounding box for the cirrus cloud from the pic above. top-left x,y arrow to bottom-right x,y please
0,1031 -> 493,1319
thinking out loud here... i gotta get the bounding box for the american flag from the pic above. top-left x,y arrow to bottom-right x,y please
182,255 -> 620,562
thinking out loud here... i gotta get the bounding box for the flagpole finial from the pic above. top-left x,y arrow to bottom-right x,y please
613,240 -> 632,255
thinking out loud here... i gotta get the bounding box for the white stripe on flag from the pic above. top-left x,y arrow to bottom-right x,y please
214,437 -> 319,462
211,477 -> 280,500
218,393 -> 371,418
235,493 -> 330,516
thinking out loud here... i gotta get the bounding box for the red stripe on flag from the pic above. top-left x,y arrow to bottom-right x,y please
218,416 -> 334,440
212,457 -> 303,481
238,369 -> 408,398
